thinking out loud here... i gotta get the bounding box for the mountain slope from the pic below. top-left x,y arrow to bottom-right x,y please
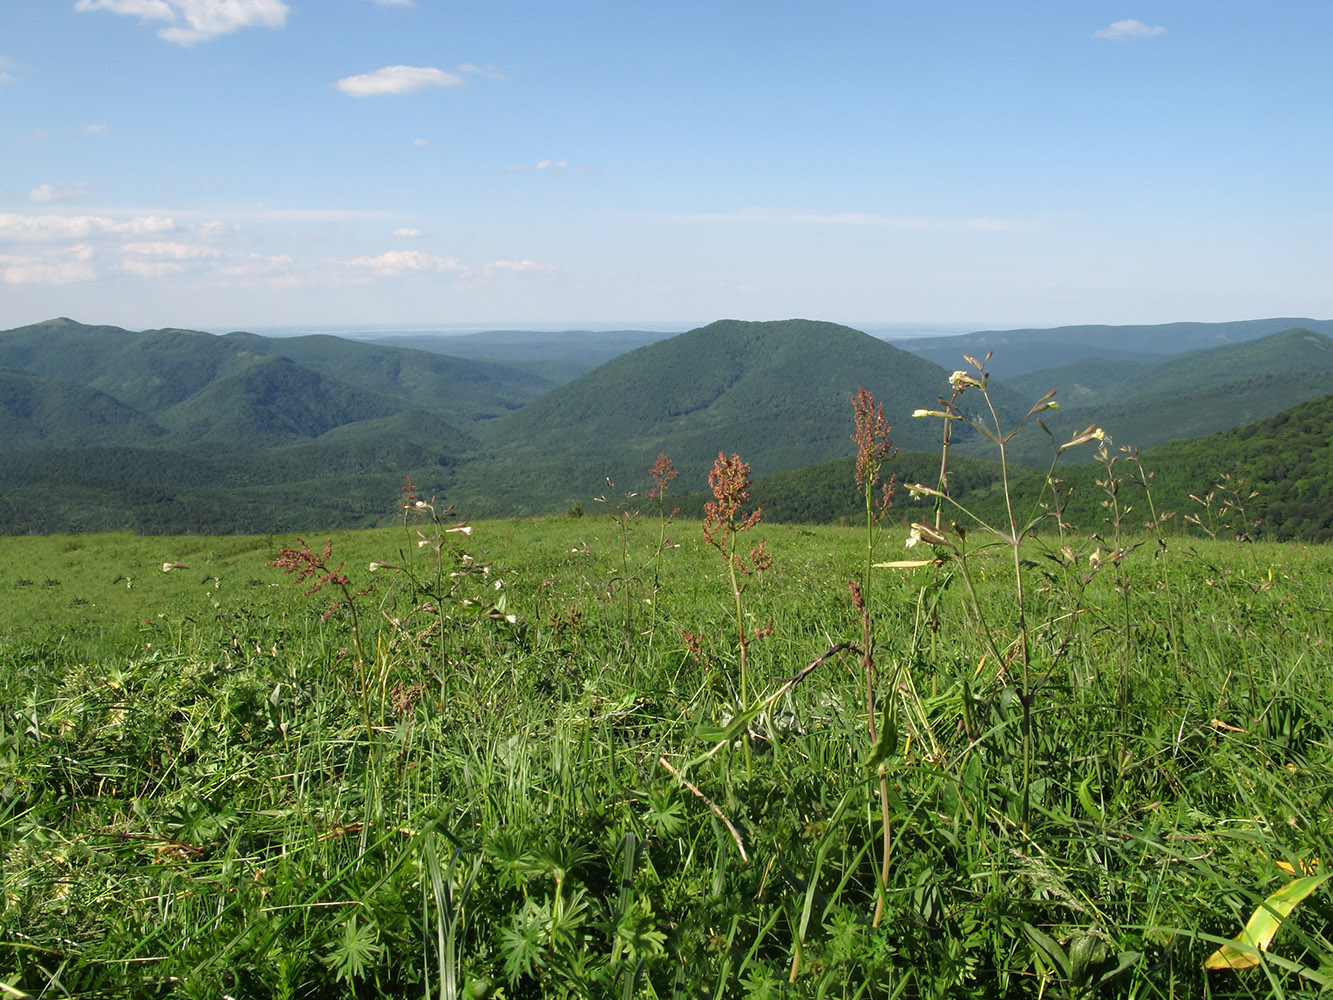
0,318 -> 557,431
896,317 -> 1333,377
154,355 -> 405,445
984,328 -> 1333,464
451,318 -> 999,514
0,368 -> 166,448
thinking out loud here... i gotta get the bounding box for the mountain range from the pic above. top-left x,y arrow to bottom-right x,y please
1,315 -> 1331,537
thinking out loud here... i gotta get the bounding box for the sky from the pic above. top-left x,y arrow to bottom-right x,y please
2,1 -> 1331,334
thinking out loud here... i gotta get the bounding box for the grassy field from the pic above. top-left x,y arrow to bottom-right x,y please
3,495 -> 1331,997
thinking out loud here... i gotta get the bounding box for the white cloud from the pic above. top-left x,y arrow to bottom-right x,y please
335,65 -> 464,97
74,0 -> 289,46
0,212 -> 178,241
0,56 -> 16,85
1094,19 -> 1166,41
2,245 -> 98,285
29,182 -> 90,202
347,250 -> 466,277
370,0 -> 413,6
392,228 -> 424,238
118,241 -> 219,276
412,137 -> 431,147
86,123 -> 109,134
121,241 -> 220,259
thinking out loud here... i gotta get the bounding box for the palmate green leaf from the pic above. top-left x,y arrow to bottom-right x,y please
1203,873 -> 1331,970
325,916 -> 383,986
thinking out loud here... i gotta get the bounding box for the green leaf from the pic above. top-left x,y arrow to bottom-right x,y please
324,916 -> 383,986
864,696 -> 898,768
1204,873 -> 1331,970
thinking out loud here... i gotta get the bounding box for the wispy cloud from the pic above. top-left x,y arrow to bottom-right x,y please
412,137 -> 430,147
392,228 -> 423,238
0,212 -> 178,241
85,123 -> 109,134
1094,19 -> 1166,41
74,0 -> 290,47
668,207 -> 1041,233
2,245 -> 98,286
507,159 -> 589,173
29,182 -> 90,203
457,63 -> 505,80
119,241 -> 221,277
370,0 -> 413,6
335,65 -> 464,97
346,250 -> 466,277
0,56 -> 17,85
484,259 -> 555,276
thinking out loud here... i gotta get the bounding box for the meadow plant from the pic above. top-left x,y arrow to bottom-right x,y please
375,489 -> 504,697
268,537 -> 375,748
1186,471 -> 1263,542
592,453 -> 680,645
848,387 -> 898,926
898,355 -> 1100,827
646,451 -> 679,589
701,451 -> 771,712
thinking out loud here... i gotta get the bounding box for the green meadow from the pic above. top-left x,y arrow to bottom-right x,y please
3,478 -> 1332,996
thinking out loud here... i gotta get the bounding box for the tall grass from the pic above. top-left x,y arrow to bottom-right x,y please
2,388 -> 1332,997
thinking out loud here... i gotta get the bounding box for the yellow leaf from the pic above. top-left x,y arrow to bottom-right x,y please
873,559 -> 935,569
1204,873 -> 1330,971
1276,858 -> 1320,877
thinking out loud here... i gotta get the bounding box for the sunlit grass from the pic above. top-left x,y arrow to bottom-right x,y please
3,509 -> 1331,997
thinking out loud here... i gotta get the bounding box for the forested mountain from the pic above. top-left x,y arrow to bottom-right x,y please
3,315 -> 1333,537
979,328 -> 1333,465
370,328 -> 676,376
897,317 -> 1333,377
0,318 -> 556,433
0,368 -> 165,448
447,319 -> 997,515
732,393 -> 1333,543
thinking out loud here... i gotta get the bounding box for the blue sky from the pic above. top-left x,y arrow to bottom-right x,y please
2,1 -> 1330,333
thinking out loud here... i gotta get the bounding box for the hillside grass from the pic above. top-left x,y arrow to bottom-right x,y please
3,505 -> 1331,997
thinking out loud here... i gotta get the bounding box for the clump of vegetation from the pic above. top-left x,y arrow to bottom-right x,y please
2,363 -> 1332,999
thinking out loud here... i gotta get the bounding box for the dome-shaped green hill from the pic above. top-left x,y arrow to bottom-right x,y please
456,318 -> 1000,513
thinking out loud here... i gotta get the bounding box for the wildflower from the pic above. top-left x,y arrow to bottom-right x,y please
851,387 -> 894,488
906,483 -> 942,500
703,452 -> 761,548
1059,424 -> 1108,453
905,523 -> 948,548
948,370 -> 983,391
162,562 -> 173,573
647,451 -> 678,501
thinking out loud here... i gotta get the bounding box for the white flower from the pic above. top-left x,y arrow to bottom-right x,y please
906,522 -> 948,548
948,370 -> 981,390
368,562 -> 380,572
162,562 -> 173,572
